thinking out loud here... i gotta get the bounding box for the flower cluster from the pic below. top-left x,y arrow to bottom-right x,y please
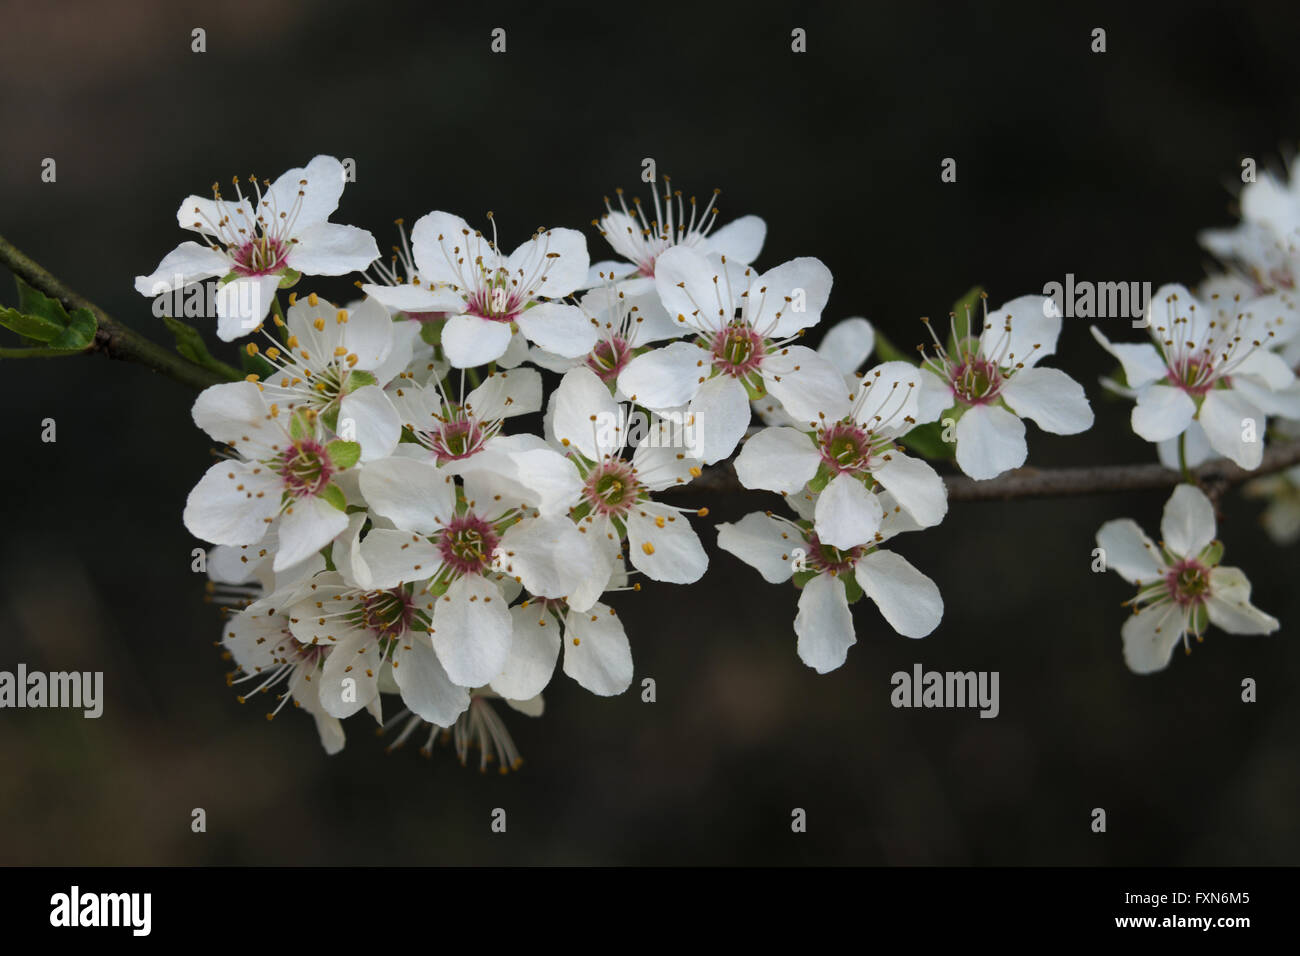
143,155 -> 1294,769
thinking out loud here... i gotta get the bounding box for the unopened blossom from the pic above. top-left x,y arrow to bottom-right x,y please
587,178 -> 766,295
184,382 -> 360,570
716,499 -> 943,673
1096,483 -> 1278,674
918,293 -> 1094,480
136,155 -> 379,341
617,246 -> 846,463
361,211 -> 595,368
735,360 -> 947,549
1093,283 -> 1297,469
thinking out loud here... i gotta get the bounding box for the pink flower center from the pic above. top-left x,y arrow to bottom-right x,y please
710,324 -> 765,378
806,533 -> 865,575
1164,558 -> 1211,607
949,356 -> 1002,405
582,459 -> 642,518
232,237 -> 290,277
277,439 -> 333,498
428,418 -> 485,464
1165,358 -> 1216,396
466,284 -> 521,323
817,422 -> 872,475
437,514 -> 499,576
585,336 -> 632,383
354,588 -> 414,642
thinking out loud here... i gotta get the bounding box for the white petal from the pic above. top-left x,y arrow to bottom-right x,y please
953,404 -> 1027,480
134,241 -> 231,296
1132,385 -> 1197,443
500,516 -> 596,600
214,275 -> 279,340
617,342 -> 708,411
339,385 -> 401,461
794,573 -> 855,673
552,366 -> 622,460
763,346 -> 852,422
441,313 -> 513,368
356,529 -> 441,588
1160,483 -> 1216,558
653,246 -> 736,333
854,549 -> 943,638
979,294 -> 1061,368
703,214 -> 766,262
265,155 -> 346,228
626,501 -> 708,584
734,426 -> 820,494
1206,567 -> 1279,635
1095,518 -> 1162,585
870,451 -> 947,528
1197,389 -> 1264,469
318,631 -> 382,719
716,512 -> 798,583
465,367 -> 543,419
817,317 -> 875,375
358,457 -> 456,533
689,373 -> 751,464
431,574 -> 512,687
516,301 -> 598,358
391,631 -> 471,727
183,460 -> 280,546
744,257 -> 832,337
999,366 -> 1094,435
814,473 -> 884,550
275,495 -> 349,570
563,603 -> 634,695
1121,603 -> 1185,674
1090,326 -> 1168,388
491,604 -> 563,700
409,210 -> 480,287
360,282 -> 463,314
287,222 -> 379,275
506,227 -> 589,299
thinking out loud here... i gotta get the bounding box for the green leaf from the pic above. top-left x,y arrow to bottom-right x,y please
896,419 -> 956,460
160,316 -> 237,376
15,275 -> 70,326
327,439 -> 361,470
47,307 -> 96,350
0,306 -> 63,343
318,483 -> 347,513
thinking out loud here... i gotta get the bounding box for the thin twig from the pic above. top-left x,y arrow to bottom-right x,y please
0,232 -> 235,390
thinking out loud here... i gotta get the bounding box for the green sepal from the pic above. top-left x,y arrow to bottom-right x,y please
318,483 -> 348,513
326,439 -> 362,470
1199,540 -> 1225,567
807,463 -> 833,494
871,328 -> 915,365
343,369 -> 377,394
742,375 -> 767,401
842,572 -> 865,604
948,285 -> 985,352
288,408 -> 315,440
277,268 -> 302,290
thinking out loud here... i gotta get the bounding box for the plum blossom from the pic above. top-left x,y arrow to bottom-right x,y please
919,293 -> 1094,480
1096,484 -> 1278,673
361,211 -> 595,368
135,155 -> 379,341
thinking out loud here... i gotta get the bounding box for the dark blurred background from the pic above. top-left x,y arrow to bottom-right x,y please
1,0 -> 1298,865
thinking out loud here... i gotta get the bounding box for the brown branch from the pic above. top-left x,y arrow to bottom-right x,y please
0,232 -> 234,391
682,439 -> 1300,502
